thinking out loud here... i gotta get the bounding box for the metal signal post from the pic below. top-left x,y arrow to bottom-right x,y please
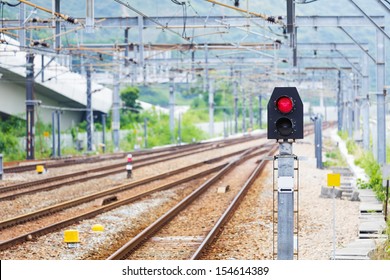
268,87 -> 303,260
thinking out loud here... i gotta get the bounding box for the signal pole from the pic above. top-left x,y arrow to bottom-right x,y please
169,69 -> 175,143
86,65 -> 93,152
112,52 -> 120,151
209,79 -> 215,138
26,53 -> 35,160
258,95 -> 263,128
268,87 -> 304,260
233,78 -> 238,134
277,141 -> 295,259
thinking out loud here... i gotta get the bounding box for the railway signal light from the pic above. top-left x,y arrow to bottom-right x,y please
267,87 -> 304,140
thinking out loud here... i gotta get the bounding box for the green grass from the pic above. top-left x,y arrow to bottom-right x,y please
337,131 -> 390,260
370,219 -> 390,260
322,139 -> 348,168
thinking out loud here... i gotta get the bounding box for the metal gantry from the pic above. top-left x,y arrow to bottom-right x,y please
1,4 -> 387,164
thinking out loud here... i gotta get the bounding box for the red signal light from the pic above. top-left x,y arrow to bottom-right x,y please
267,87 -> 304,140
276,96 -> 293,114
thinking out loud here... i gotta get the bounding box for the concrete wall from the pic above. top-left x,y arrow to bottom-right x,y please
0,82 -> 84,129
0,36 -> 112,129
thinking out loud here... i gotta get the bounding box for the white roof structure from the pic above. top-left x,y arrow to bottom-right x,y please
0,36 -> 112,114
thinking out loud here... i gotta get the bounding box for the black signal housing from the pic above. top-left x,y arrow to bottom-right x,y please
267,87 -> 304,140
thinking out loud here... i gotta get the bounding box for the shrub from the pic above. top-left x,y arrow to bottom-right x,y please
354,148 -> 384,201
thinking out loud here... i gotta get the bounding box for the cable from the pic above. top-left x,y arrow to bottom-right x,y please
171,0 -> 185,5
0,1 -> 7,44
113,0 -> 193,43
18,0 -> 78,24
187,1 -> 201,17
1,1 -> 21,7
182,2 -> 187,38
296,0 -> 319,4
203,0 -> 285,26
170,0 -> 188,39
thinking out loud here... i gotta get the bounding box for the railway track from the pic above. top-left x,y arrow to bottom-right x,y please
3,134 -> 262,174
0,144 -> 210,200
0,135 -> 262,201
105,125 -> 322,260
0,146 -> 257,230
2,142 -> 205,173
0,125 -> 325,259
107,143 -> 278,260
0,142 -> 272,252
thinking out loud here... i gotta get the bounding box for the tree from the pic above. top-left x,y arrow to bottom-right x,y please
120,86 -> 142,112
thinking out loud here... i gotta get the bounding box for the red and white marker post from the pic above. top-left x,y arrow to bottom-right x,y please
126,154 -> 133,179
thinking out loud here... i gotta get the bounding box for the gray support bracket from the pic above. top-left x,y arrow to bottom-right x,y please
335,49 -> 363,77
349,0 -> 390,41
338,27 -> 377,63
34,57 -> 56,80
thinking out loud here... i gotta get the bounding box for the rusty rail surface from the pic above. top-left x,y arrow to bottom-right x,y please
0,150 -> 253,251
0,133 -> 265,201
107,144 -> 275,260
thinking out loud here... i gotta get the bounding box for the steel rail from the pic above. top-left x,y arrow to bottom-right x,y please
0,150 -> 264,252
106,124 -> 323,260
0,135 -> 264,199
191,145 -> 278,259
0,164 -> 224,251
0,145 -> 264,230
3,141 -> 206,173
3,132 -> 262,173
0,142 -> 221,197
106,145 -> 271,260
0,123 -> 323,255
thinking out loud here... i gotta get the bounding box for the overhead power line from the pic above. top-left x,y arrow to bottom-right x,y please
203,0 -> 285,26
296,0 -> 320,3
18,0 -> 78,24
113,0 -> 193,42
1,1 -> 21,7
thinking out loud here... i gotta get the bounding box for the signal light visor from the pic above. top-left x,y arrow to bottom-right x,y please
276,117 -> 293,136
276,96 -> 293,114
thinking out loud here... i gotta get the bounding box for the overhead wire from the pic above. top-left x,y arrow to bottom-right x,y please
113,0 -> 194,44
163,1 -> 190,42
17,0 -> 79,24
202,0 -> 285,26
296,0 -> 320,4
0,1 -> 21,43
1,1 -> 288,89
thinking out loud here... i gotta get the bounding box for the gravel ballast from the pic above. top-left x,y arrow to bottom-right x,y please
0,131 -> 361,260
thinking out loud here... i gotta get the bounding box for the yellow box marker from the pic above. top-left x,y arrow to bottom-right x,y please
91,224 -> 104,232
327,173 -> 341,187
36,165 -> 45,174
64,229 -> 80,248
